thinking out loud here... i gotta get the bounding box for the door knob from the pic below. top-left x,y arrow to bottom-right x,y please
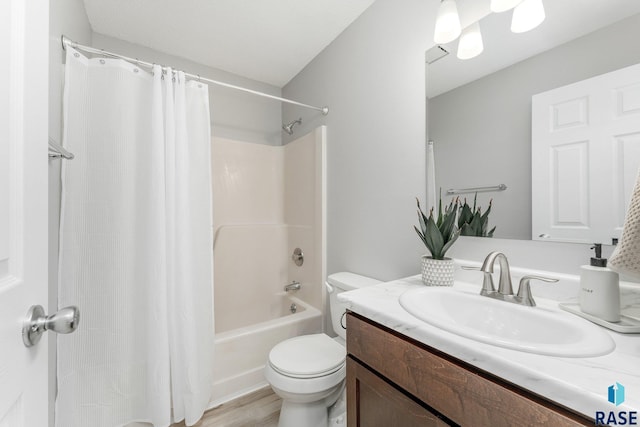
22,305 -> 80,347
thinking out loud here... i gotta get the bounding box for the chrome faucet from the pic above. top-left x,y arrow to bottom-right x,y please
472,251 -> 558,307
480,252 -> 514,296
284,281 -> 301,292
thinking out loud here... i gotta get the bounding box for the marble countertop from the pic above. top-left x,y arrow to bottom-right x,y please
338,263 -> 640,418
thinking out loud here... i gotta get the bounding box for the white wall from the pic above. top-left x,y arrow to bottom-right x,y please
91,33 -> 283,146
429,13 -> 640,240
282,0 -> 443,282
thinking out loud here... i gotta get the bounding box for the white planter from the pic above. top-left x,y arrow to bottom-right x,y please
421,256 -> 455,286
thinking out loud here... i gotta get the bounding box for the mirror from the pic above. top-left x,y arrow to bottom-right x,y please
426,2 -> 640,241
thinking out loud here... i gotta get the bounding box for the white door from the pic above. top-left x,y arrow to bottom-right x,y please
532,62 -> 640,243
0,1 -> 50,427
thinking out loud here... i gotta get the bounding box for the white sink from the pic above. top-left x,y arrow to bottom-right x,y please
399,286 -> 615,357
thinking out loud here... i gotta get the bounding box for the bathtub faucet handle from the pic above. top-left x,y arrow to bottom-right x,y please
284,281 -> 301,292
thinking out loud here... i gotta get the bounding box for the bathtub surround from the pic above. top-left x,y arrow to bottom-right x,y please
57,49 -> 213,426
211,128 -> 326,404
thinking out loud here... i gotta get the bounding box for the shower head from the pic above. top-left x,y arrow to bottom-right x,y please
282,118 -> 302,135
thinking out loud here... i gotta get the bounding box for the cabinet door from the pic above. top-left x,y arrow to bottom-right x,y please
347,356 -> 450,427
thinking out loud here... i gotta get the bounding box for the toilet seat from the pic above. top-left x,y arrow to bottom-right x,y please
268,333 -> 346,379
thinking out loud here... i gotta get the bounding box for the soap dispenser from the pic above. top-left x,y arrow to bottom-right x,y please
579,244 -> 620,322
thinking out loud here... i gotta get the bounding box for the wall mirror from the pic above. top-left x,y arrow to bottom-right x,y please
426,1 -> 640,243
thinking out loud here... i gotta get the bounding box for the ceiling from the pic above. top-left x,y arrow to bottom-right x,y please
82,0 -> 376,88
427,0 -> 640,98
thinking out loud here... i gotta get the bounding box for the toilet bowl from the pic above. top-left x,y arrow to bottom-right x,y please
265,272 -> 381,427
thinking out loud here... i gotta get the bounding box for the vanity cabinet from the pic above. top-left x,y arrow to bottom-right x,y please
346,312 -> 592,427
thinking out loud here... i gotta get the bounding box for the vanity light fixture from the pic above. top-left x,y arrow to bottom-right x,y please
457,22 -> 484,60
490,0 -> 523,13
511,0 -> 545,33
434,0 -> 462,44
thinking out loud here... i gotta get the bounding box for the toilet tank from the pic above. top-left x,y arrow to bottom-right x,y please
326,272 -> 381,341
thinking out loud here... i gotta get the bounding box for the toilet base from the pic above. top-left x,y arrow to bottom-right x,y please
328,388 -> 347,427
278,399 -> 329,427
275,383 -> 345,427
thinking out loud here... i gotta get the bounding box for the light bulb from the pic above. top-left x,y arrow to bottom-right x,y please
434,0 -> 462,44
490,0 -> 523,13
511,0 -> 545,33
457,22 -> 483,60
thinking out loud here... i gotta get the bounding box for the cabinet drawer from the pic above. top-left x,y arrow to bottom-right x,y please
346,312 -> 591,427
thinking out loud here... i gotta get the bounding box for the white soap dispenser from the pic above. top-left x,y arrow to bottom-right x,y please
579,243 -> 620,322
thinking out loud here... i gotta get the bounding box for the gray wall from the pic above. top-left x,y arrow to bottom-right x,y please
429,13 -> 640,240
282,0 -> 440,282
91,33 -> 283,146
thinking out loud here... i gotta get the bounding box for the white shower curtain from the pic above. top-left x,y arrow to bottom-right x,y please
426,140 -> 437,210
57,48 -> 214,427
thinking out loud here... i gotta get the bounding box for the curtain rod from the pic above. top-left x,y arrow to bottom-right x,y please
61,35 -> 329,116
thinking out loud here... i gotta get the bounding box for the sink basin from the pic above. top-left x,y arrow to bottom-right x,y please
399,286 -> 615,357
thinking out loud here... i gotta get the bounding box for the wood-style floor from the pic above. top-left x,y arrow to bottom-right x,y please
172,386 -> 281,427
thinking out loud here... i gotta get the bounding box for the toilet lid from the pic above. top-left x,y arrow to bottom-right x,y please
269,334 -> 346,378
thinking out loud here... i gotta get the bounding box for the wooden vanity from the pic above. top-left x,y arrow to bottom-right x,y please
346,312 -> 593,427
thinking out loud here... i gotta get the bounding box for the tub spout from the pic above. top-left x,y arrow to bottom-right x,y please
284,281 -> 301,292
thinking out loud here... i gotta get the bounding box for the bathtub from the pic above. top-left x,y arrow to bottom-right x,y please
210,292 -> 322,405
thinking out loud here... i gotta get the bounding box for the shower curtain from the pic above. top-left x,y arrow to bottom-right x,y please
57,47 -> 214,427
426,140 -> 437,210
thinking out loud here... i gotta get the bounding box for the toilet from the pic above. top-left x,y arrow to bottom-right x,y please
264,272 -> 381,427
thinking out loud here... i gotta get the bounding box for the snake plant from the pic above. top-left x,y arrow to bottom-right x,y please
414,195 -> 460,260
457,193 -> 496,237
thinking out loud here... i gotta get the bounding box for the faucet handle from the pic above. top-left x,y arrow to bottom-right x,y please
517,275 -> 559,307
462,265 -> 496,296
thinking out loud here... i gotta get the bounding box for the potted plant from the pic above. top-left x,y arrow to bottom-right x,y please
458,193 -> 496,237
414,195 -> 460,286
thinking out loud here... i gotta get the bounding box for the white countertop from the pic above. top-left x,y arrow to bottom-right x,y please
338,264 -> 640,418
